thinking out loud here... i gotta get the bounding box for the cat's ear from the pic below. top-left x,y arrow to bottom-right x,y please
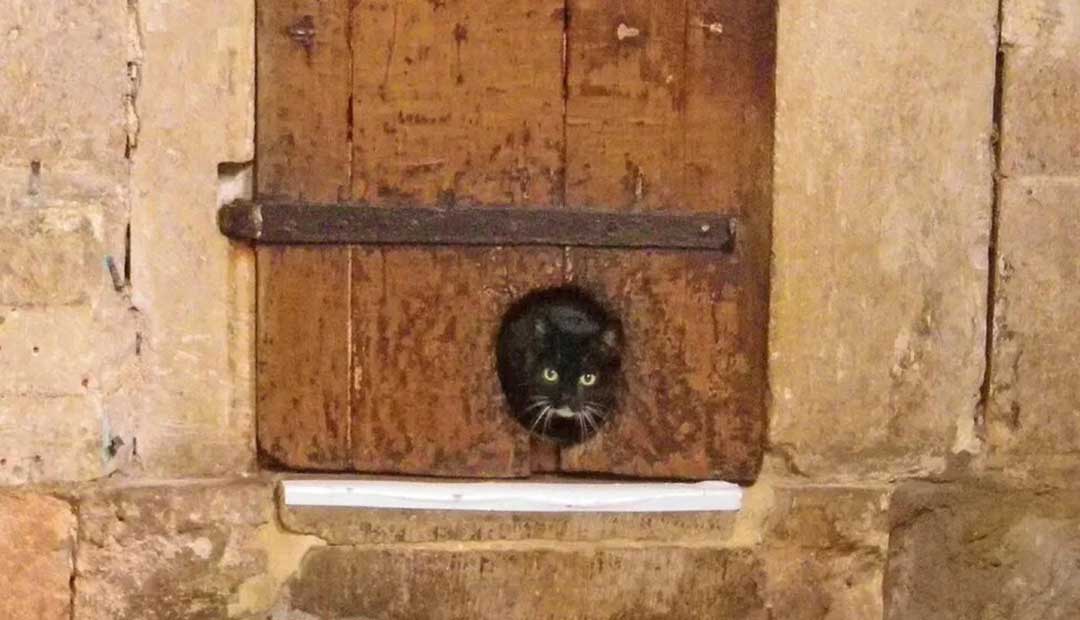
600,327 -> 620,350
534,317 -> 549,338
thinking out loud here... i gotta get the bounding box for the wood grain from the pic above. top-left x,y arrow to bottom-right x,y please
256,1 -> 354,469
257,246 -> 351,469
350,0 -> 565,206
253,0 -> 775,480
256,0 -> 353,202
350,246 -> 565,477
560,249 -> 763,481
565,0 -> 689,211
683,0 -> 776,214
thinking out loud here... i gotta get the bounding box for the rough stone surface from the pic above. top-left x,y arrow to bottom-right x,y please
885,482 -> 1080,620
765,485 -> 891,551
286,545 -> 764,620
102,0 -> 257,478
0,1 -> 129,170
74,481 -> 273,620
1001,0 -> 1080,175
0,0 -> 255,483
280,502 -> 735,546
763,549 -> 884,620
0,395 -> 102,484
769,0 -> 996,480
0,493 -> 76,620
0,305 -> 98,396
988,179 -> 1080,476
0,209 -> 101,306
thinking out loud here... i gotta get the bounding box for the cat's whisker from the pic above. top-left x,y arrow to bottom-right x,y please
542,407 -> 555,435
524,399 -> 549,413
579,410 -> 596,436
529,405 -> 550,434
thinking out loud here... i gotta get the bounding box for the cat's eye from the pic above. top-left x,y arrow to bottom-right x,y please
579,373 -> 598,386
542,368 -> 559,382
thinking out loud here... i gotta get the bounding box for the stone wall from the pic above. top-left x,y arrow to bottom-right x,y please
0,0 -> 1077,618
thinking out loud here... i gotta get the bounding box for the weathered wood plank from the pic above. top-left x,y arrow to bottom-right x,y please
565,0 -> 689,211
683,0 -> 776,214
256,0 -> 353,202
255,1 -> 354,469
560,249 -> 763,481
257,246 -> 352,469
350,0 -> 565,206
350,246 -> 565,477
218,200 -> 735,250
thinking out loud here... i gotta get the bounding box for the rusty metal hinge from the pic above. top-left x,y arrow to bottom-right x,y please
218,200 -> 736,252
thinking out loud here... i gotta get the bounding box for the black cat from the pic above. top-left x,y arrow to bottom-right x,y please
496,287 -> 623,445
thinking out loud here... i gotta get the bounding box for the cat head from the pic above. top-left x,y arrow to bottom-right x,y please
497,287 -> 623,445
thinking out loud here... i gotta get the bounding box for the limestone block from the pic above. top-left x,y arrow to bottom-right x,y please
0,493 -> 76,620
885,482 -> 1080,620
115,0 -> 256,476
286,545 -> 765,620
0,1 -> 129,171
74,481 -> 273,620
763,549 -> 884,620
1001,0 -> 1080,175
0,209 -> 101,306
770,0 -> 997,480
0,395 -> 102,484
280,497 -> 735,545
765,485 -> 891,551
988,179 -> 1080,475
0,305 -> 100,395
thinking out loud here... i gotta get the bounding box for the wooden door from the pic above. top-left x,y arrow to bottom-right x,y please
235,0 -> 775,481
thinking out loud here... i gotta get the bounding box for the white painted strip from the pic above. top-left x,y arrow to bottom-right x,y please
282,479 -> 742,512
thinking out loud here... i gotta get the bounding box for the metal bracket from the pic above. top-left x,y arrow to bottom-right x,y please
218,200 -> 736,252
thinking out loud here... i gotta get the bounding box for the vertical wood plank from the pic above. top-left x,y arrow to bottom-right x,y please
560,249 -> 763,481
256,0 -> 353,202
350,247 -> 564,477
257,247 -> 351,469
256,0 -> 353,468
683,0 -> 776,215
565,0 -> 689,211
560,0 -> 774,480
350,0 -> 566,206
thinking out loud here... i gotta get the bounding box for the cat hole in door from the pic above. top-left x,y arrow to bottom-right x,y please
496,287 -> 624,446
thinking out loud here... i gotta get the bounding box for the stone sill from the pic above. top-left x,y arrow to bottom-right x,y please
282,479 -> 742,513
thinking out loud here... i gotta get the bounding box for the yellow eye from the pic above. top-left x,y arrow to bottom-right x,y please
542,368 -> 559,382
579,373 -> 598,386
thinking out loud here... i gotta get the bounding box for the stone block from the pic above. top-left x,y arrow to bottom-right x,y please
112,0 -> 256,478
765,485 -> 891,551
0,493 -> 76,620
763,549 -> 884,620
0,305 -> 98,395
770,0 -> 997,479
0,1 -> 129,170
884,482 -> 1080,620
0,209 -> 101,306
988,179 -> 1080,476
1001,0 -> 1080,175
0,395 -> 102,484
279,491 -> 735,545
74,480 -> 274,620
286,545 -> 765,620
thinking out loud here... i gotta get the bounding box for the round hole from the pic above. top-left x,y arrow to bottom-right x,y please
495,286 -> 624,445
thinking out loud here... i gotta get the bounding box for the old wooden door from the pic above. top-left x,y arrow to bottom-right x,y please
227,0 -> 775,482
